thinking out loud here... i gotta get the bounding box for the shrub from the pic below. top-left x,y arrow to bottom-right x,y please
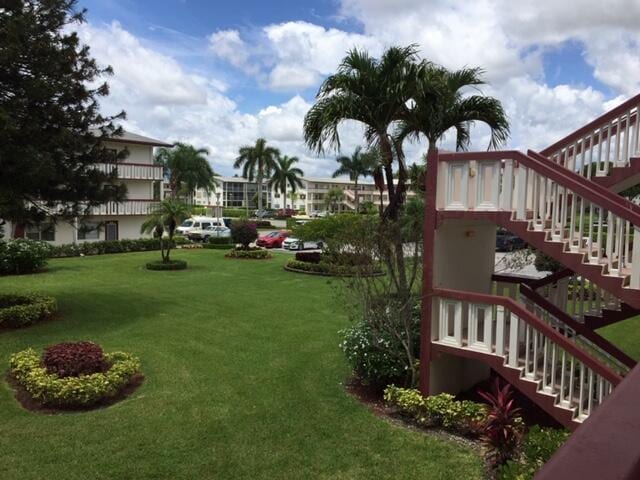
146,260 -> 188,270
0,293 -> 57,328
226,247 -> 270,259
295,251 -> 322,263
328,251 -> 373,266
208,236 -> 233,245
43,341 -> 108,377
230,220 -> 258,249
285,259 -> 382,276
479,379 -> 525,470
254,220 -> 273,228
384,387 -> 487,434
0,239 -> 51,275
534,250 -> 563,273
49,238 -> 173,258
222,208 -> 249,218
10,347 -> 140,407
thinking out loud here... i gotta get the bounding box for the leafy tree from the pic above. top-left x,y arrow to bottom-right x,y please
0,0 -> 127,226
269,155 -> 304,210
408,163 -> 426,192
230,220 -> 257,250
332,147 -> 377,212
156,143 -> 219,201
234,138 -> 279,212
140,199 -> 191,264
325,187 -> 344,212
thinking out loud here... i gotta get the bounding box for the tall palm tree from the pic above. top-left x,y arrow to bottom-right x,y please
325,187 -> 344,213
155,143 -> 219,201
304,45 -> 421,221
140,199 -> 192,264
397,65 -> 509,155
234,138 -> 280,213
332,147 -> 377,212
269,155 -> 304,211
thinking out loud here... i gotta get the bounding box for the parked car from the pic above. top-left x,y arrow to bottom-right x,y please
275,208 -> 296,218
496,228 -> 526,252
282,237 -> 323,251
256,230 -> 290,248
176,216 -> 224,236
253,209 -> 272,219
188,225 -> 231,242
310,211 -> 328,218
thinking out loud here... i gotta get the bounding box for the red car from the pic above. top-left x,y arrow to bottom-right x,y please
256,230 -> 290,248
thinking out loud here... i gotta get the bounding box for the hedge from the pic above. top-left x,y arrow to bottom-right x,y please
207,237 -> 233,245
0,239 -> 51,275
222,208 -> 249,218
285,259 -> 383,277
49,238 -> 189,258
10,348 -> 140,407
146,260 -> 188,271
0,293 -> 57,328
225,248 -> 271,260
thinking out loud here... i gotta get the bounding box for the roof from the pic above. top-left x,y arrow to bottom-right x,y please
303,176 -> 376,185
92,129 -> 172,147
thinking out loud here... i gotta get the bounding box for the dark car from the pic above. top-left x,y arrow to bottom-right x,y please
496,229 -> 525,252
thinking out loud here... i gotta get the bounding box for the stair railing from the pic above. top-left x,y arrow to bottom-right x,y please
540,93 -> 640,177
432,287 -> 622,420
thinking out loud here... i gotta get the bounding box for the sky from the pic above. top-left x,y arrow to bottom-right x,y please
74,0 -> 640,177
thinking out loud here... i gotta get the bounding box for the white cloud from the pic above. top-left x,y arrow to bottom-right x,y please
208,29 -> 258,75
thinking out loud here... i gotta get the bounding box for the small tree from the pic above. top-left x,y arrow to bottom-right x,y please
231,220 -> 257,250
325,187 -> 344,212
140,199 -> 191,264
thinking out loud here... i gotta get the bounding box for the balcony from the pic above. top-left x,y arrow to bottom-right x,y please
89,199 -> 160,216
96,162 -> 164,181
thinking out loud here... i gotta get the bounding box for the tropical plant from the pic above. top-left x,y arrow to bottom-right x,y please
408,163 -> 426,192
332,147 -> 377,212
234,138 -> 280,212
479,378 -> 524,469
230,220 -> 258,250
140,199 -> 191,264
325,187 -> 344,212
269,155 -> 304,210
155,143 -> 219,200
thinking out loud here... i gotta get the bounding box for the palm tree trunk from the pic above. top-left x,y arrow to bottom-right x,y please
354,177 -> 359,212
257,169 -> 263,213
283,184 -> 287,212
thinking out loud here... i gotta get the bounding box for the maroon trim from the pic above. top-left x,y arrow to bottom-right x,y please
433,287 -> 623,385
589,156 -> 640,191
491,272 -> 537,286
536,363 -> 640,480
540,93 -> 640,157
519,285 -> 637,369
420,149 -> 439,395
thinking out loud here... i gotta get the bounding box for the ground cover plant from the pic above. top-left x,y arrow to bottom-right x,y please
0,250 -> 484,479
0,293 -> 57,328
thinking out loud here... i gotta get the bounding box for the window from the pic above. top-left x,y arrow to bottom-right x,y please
25,224 -> 55,241
299,194 -> 306,200
201,222 -> 211,229
78,222 -> 101,240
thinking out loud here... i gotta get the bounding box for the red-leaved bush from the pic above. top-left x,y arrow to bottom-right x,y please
479,378 -> 524,469
295,251 -> 322,263
42,341 -> 108,377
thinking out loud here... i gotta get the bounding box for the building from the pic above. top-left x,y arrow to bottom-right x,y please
8,130 -> 170,245
420,93 -> 640,475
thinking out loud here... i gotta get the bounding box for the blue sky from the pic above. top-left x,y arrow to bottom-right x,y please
73,0 -> 640,176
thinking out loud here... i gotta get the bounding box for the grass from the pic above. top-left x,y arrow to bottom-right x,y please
0,250 -> 483,480
599,315 -> 640,361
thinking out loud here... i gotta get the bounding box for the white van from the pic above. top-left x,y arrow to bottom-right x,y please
176,216 -> 225,236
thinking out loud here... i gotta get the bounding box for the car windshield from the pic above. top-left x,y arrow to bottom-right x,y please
180,220 -> 193,227
266,232 -> 279,237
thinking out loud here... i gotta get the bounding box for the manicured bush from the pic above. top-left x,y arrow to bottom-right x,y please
295,251 -> 322,263
207,236 -> 233,245
222,208 -> 249,218
0,293 -> 57,328
498,426 -> 570,479
10,347 -> 140,407
49,238 -> 176,258
146,259 -> 188,270
384,387 -> 487,435
225,247 -> 271,259
43,341 -> 108,378
0,239 -> 51,275
230,220 -> 258,249
285,259 -> 382,276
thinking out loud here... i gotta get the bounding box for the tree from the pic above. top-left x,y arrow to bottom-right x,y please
0,0 -> 127,226
332,147 -> 377,212
325,187 -> 344,213
397,65 -> 509,155
230,220 -> 257,250
156,143 -> 219,201
140,199 -> 191,264
269,155 -> 304,210
234,138 -> 279,212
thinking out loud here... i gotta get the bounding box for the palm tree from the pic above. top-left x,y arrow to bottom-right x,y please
269,155 -> 304,211
140,199 -> 191,264
155,143 -> 219,201
397,65 -> 509,155
332,147 -> 378,212
234,138 -> 280,213
304,45 -> 421,221
325,187 -> 344,213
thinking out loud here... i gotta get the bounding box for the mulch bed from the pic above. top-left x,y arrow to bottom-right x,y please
6,372 -> 145,414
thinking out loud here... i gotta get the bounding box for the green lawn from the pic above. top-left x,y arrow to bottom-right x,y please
599,315 -> 640,360
0,250 -> 483,480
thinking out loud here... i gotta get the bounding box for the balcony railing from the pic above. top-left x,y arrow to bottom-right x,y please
96,162 -> 164,181
89,199 -> 160,216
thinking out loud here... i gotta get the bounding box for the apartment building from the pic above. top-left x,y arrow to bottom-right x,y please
9,130 -> 170,245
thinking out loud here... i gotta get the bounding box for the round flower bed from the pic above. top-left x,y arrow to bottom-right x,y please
0,293 -> 57,328
225,247 -> 271,260
146,259 -> 188,271
9,341 -> 142,410
285,252 -> 384,277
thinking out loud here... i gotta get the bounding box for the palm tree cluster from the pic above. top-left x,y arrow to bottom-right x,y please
331,146 -> 380,212
140,198 -> 192,264
304,44 -> 509,220
156,143 -> 220,201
